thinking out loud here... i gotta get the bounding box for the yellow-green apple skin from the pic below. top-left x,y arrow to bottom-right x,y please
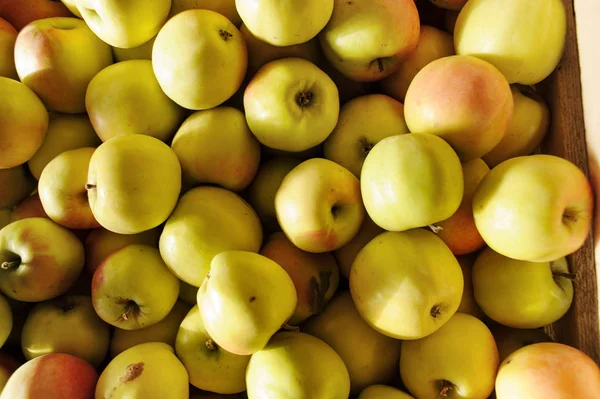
304,291 -> 402,394
176,304 -> 250,394
319,0 -> 420,82
350,229 -> 464,340
0,218 -> 84,302
456,255 -> 485,319
14,17 -> 113,114
91,244 -> 180,330
333,216 -> 384,279
0,352 -> 20,393
246,331 -> 350,399
483,86 -> 551,168
95,342 -> 189,399
324,94 -> 409,177
86,60 -> 185,143
170,0 -> 241,26
61,0 -> 82,18
160,186 -> 262,287
153,9 -> 247,110
380,25 -> 455,102
361,133 -> 463,232
38,147 -> 99,230
244,58 -> 340,152
358,385 -> 415,399
259,232 -> 340,325
428,0 -> 467,11
110,300 -> 191,358
171,107 -> 261,191
454,0 -> 567,85
404,55 -> 513,161
200,251 -> 297,355
0,166 -> 35,209
0,353 -> 98,399
401,313 -> 499,399
74,0 -> 171,49
179,280 -> 199,305
275,158 -> 365,253
0,294 -> 11,348
0,77 -> 49,169
472,248 -> 574,329
473,154 -> 593,262
112,36 -> 155,62
491,326 -> 553,364
495,342 -> 600,399
86,134 -> 182,235
0,18 -> 17,80
236,0 -> 332,47
20,295 -> 110,367
28,113 -> 101,180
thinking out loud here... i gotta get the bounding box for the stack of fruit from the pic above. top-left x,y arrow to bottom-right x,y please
0,0 -> 599,398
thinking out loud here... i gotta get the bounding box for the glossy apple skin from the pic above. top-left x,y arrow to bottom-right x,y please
0,18 -> 17,80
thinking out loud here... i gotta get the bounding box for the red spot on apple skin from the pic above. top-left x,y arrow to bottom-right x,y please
18,228 -> 50,252
297,228 -> 338,252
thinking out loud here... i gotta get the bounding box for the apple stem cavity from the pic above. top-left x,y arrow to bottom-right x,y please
295,91 -> 314,109
377,58 -> 384,73
553,271 -> 577,280
430,304 -> 442,318
219,30 -> 233,41
438,380 -> 455,397
205,339 -> 218,351
119,300 -> 140,323
282,323 -> 300,332
0,259 -> 20,270
360,137 -> 375,156
85,183 -> 96,190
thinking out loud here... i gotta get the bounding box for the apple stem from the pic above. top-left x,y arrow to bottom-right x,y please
205,339 -> 218,351
85,183 -> 96,190
438,380 -> 455,397
0,260 -> 19,270
553,271 -> 577,280
282,323 -> 300,332
429,225 -> 443,233
119,300 -> 139,323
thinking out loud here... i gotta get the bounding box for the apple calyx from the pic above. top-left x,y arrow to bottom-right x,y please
430,304 -> 442,318
282,323 -> 300,332
437,379 -> 456,397
553,271 -> 577,281
205,339 -> 218,351
359,137 -> 375,156
0,256 -> 21,270
219,30 -> 233,41
295,91 -> 314,109
118,299 -> 141,323
85,183 -> 96,190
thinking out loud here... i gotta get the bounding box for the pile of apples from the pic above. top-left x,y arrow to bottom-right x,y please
0,0 -> 599,398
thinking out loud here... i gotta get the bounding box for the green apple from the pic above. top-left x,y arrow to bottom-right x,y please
0,294 -> 11,348
358,385 -> 414,399
243,58 -> 339,152
0,18 -> 17,80
21,295 -> 110,366
246,332 -> 350,398
350,229 -> 464,340
0,166 -> 35,209
275,158 -> 365,253
112,36 -> 155,62
473,154 -> 593,262
0,218 -> 84,302
400,313 -> 499,399
169,0 -> 241,26
0,77 -> 49,169
153,9 -> 247,110
323,94 -> 409,177
333,216 -> 384,279
86,134 -> 182,235
14,17 -> 113,114
319,0 -> 420,82
361,133 -> 463,232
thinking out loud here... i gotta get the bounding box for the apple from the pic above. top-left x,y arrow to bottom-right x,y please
74,0 -> 171,48
0,18 -> 17,80
0,77 -> 49,169
153,9 -> 247,110
361,133 -> 463,232
21,295 -> 110,367
0,218 -> 84,302
61,0 -> 81,18
455,0 -> 567,85
319,0 -> 420,82
483,86 -> 551,168
27,113 -> 101,180
0,294 -> 11,348
350,229 -> 464,340
400,313 -> 499,399
496,342 -> 600,398
379,25 -> 455,102
404,55 -> 514,161
319,59 -> 375,105
333,216 -> 384,279
473,154 -> 593,262
0,352 -> 20,393
112,36 -> 155,62
170,0 -> 241,26
86,134 -> 182,235
358,385 -> 414,399
92,244 -> 180,330
0,166 -> 35,209
428,0 -> 467,11
171,106 -> 261,191
456,255 -> 485,319
0,0 -> 74,31
244,58 -> 339,152
10,194 -> 48,222
14,17 -> 113,114
491,326 -> 553,363
472,248 -> 574,328
275,158 -> 365,253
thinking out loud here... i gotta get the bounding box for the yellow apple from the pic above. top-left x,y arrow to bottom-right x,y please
61,0 -> 82,18
456,255 -> 485,319
319,0 -> 420,82
275,158 -> 365,253
333,216 -> 384,279
170,0 -> 241,26
472,248 -> 574,329
179,280 -> 199,305
0,18 -> 17,80
28,113 -> 101,180
428,0 -> 467,11
171,106 -> 261,191
244,58 -> 339,152
10,194 -> 48,222
491,326 -> 553,363
0,294 -> 11,348
159,186 -> 263,287
323,94 -> 409,177
455,0 -> 567,85
303,291 -> 402,394
361,133 -> 463,232
358,385 -> 414,399
153,9 -> 247,110
0,0 -> 74,31
0,77 -> 49,169
86,60 -> 185,143
401,313 -> 499,399
0,166 -> 35,209
473,154 -> 593,262
350,229 -> 464,340
14,17 -> 113,114
380,25 -> 455,102
112,36 -> 155,62
86,134 -> 182,235
483,86 -> 551,168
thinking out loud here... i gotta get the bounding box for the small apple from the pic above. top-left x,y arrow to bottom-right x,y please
0,294 -> 11,348
0,166 -> 35,209
111,36 -> 155,62
428,0 -> 467,11
10,194 -> 48,222
0,0 -> 73,31
14,17 -> 113,114
319,59 -> 376,105
0,352 -> 20,393
333,216 -> 384,279
473,154 -> 593,262
169,0 -> 241,26
358,385 -> 414,399
491,325 -> 553,363
0,18 -> 17,80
